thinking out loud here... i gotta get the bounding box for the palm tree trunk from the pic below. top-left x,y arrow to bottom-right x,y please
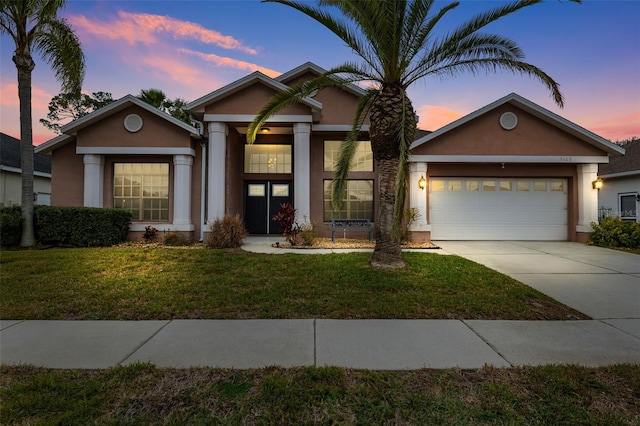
370,156 -> 405,268
14,53 -> 36,247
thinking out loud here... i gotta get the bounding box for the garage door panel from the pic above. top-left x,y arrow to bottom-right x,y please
430,178 -> 567,240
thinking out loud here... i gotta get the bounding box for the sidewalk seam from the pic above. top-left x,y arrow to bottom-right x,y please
117,320 -> 172,366
461,320 -> 513,368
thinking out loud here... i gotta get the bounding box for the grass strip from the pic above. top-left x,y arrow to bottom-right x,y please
1,248 -> 587,320
1,363 -> 638,425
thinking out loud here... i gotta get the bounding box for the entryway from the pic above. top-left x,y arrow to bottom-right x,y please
244,181 -> 292,234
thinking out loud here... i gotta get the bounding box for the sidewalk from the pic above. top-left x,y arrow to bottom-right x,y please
1,239 -> 638,370
2,318 -> 638,369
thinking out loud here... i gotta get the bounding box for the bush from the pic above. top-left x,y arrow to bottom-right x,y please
143,226 -> 159,243
297,216 -> 317,247
35,207 -> 132,247
0,206 -> 22,247
206,215 -> 248,248
272,202 -> 298,245
163,231 -> 193,246
589,217 -> 640,249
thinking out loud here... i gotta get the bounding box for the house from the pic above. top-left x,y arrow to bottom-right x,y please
597,138 -> 639,222
1,132 -> 52,207
35,62 -> 625,243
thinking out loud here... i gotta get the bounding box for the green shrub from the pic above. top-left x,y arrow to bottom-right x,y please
206,215 -> 248,248
589,217 -> 640,249
35,207 -> 131,247
0,206 -> 22,247
143,226 -> 159,243
163,231 -> 192,246
297,216 -> 317,247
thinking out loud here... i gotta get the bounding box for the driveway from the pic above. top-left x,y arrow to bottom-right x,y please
434,241 -> 640,321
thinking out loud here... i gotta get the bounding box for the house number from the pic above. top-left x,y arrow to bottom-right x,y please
560,156 -> 572,162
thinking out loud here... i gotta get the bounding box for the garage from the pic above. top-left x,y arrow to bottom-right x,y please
429,177 -> 568,240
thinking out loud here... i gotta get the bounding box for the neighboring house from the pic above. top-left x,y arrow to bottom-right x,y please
1,132 -> 52,208
597,138 -> 639,222
35,62 -> 624,243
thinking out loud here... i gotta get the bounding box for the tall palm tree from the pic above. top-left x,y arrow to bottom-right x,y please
1,0 -> 85,246
248,0 -> 578,268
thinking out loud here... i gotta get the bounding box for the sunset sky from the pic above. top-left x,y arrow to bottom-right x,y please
1,0 -> 639,145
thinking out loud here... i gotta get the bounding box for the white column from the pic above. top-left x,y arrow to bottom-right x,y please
83,154 -> 104,208
173,154 -> 193,225
576,163 -> 599,233
207,122 -> 227,223
293,122 -> 311,220
409,162 -> 430,231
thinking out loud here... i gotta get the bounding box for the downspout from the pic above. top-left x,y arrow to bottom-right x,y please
191,118 -> 207,242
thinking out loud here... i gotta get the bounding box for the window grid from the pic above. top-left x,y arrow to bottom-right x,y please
323,180 -> 374,221
323,141 -> 373,172
114,163 -> 169,222
245,145 -> 291,174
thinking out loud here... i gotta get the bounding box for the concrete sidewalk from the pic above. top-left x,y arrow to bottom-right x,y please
1,318 -> 638,370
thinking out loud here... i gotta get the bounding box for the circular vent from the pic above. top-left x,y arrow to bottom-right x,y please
500,112 -> 518,130
124,114 -> 143,132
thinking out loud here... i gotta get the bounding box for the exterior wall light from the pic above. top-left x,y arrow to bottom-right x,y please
418,175 -> 427,190
592,178 -> 603,190
260,127 -> 270,133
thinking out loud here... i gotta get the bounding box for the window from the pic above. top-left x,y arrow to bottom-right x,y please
245,144 -> 291,173
619,193 -> 638,220
483,180 -> 496,191
534,181 -> 547,192
466,180 -> 479,191
114,163 -> 169,221
517,180 -> 530,192
499,180 -> 513,191
448,180 -> 462,191
324,140 -> 373,172
324,180 -> 373,221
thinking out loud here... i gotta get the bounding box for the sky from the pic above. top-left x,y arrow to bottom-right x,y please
1,0 -> 639,145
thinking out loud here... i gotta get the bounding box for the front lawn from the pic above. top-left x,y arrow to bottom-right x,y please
1,364 -> 638,424
0,247 -> 587,320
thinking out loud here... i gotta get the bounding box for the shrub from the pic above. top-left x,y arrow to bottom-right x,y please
589,217 -> 640,249
206,215 -> 248,248
143,226 -> 159,243
0,206 -> 22,247
35,207 -> 131,247
297,216 -> 317,247
272,202 -> 298,245
399,208 -> 421,243
163,231 -> 192,246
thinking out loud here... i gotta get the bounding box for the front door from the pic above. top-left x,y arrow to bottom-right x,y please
244,181 -> 292,234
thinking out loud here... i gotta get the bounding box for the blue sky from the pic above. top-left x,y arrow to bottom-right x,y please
1,0 -> 639,144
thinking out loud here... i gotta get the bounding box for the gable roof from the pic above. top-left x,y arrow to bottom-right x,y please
186,69 -> 323,114
410,93 -> 625,156
36,95 -> 201,154
599,138 -> 640,178
1,133 -> 51,174
275,62 -> 367,97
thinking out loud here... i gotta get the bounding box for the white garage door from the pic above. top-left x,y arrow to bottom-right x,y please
430,178 -> 568,240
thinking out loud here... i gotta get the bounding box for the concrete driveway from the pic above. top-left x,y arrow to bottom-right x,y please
435,241 -> 640,321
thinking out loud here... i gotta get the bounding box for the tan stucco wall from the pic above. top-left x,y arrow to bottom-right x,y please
412,104 -> 606,157
51,141 -> 83,206
77,106 -> 192,149
204,84 -> 309,116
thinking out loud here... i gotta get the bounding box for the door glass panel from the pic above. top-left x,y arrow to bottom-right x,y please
499,180 -> 513,191
517,180 -> 530,191
534,181 -> 547,191
551,181 -> 564,192
466,180 -> 479,191
431,179 -> 445,191
448,180 -> 462,191
483,180 -> 496,191
248,184 -> 265,196
272,184 -> 289,197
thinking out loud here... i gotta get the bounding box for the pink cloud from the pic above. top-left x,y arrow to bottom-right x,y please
588,110 -> 640,142
416,104 -> 466,131
180,49 -> 280,78
68,11 -> 257,54
1,81 -> 57,145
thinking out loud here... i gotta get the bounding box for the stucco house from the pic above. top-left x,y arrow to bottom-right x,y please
35,62 -> 625,243
1,132 -> 52,207
597,138 -> 639,222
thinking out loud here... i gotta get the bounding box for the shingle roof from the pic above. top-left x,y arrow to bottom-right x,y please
0,133 -> 52,174
599,138 -> 640,176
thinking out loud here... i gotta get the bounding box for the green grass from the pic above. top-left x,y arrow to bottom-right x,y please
1,363 -> 638,425
0,247 -> 586,320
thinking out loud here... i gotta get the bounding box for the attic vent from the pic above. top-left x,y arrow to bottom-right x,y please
124,114 -> 143,133
500,112 -> 518,130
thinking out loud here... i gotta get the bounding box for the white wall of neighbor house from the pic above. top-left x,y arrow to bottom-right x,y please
576,163 -> 600,233
598,174 -> 640,220
0,169 -> 51,207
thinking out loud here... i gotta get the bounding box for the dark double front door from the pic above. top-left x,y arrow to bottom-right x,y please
244,181 -> 292,234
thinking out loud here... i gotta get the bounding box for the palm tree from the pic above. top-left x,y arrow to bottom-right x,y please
248,0 -> 578,268
1,0 -> 85,246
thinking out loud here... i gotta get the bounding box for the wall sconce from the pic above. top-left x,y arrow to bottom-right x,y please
592,178 -> 603,190
418,175 -> 427,190
260,127 -> 270,133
